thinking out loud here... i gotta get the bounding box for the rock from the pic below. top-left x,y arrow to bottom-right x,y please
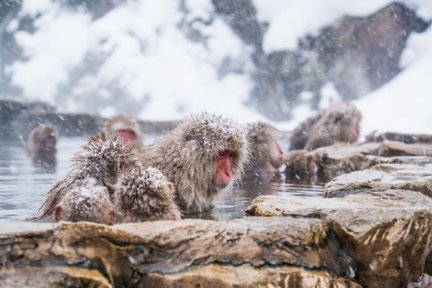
246,190 -> 432,287
10,108 -> 178,139
408,273 -> 432,288
323,163 -> 432,198
309,143 -> 380,182
13,112 -> 103,138
366,132 -> 432,145
142,264 -> 361,288
212,0 -> 264,49
376,140 -> 432,157
301,143 -> 432,183
0,267 -> 112,288
0,99 -> 55,140
249,2 -> 429,120
0,218 -> 357,287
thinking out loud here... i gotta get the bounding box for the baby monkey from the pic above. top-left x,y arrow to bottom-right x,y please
54,178 -> 116,225
114,166 -> 181,222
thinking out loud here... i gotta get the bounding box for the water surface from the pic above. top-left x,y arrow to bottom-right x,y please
0,137 -> 322,223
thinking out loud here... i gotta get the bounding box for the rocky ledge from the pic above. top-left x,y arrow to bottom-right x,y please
246,189 -> 432,288
306,141 -> 432,182
0,218 -> 360,287
2,138 -> 432,287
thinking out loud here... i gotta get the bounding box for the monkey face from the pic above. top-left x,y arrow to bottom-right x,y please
117,128 -> 137,147
269,141 -> 284,168
42,135 -> 57,151
214,150 -> 234,189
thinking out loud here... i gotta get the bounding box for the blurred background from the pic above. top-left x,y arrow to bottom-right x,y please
0,0 -> 431,134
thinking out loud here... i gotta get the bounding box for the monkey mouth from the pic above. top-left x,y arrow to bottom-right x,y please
215,178 -> 232,190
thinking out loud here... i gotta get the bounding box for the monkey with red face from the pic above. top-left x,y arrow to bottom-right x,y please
138,113 -> 248,213
243,122 -> 284,183
104,116 -> 143,149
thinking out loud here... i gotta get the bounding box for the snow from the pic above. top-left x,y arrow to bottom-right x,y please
5,0 -> 432,135
253,0 -> 432,53
8,0 -> 259,122
355,26 -> 432,135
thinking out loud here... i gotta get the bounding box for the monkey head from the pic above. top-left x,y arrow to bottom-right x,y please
328,102 -> 362,143
178,113 -> 249,189
73,133 -> 135,185
28,124 -> 57,153
246,122 -> 284,169
54,179 -> 116,225
115,166 -> 180,221
104,116 -> 142,148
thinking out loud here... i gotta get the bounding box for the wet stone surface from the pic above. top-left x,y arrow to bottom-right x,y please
324,163 -> 432,198
0,218 -> 359,287
247,190 -> 432,288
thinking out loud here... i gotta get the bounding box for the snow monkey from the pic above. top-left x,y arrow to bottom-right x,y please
138,113 -> 249,213
32,133 -> 135,222
243,122 -> 284,182
104,115 -> 143,148
289,113 -> 323,151
289,102 -> 362,151
54,179 -> 116,225
114,166 -> 181,222
27,124 -> 58,169
283,150 -> 317,185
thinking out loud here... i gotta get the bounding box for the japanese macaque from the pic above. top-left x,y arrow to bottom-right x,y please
104,116 -> 143,148
283,150 -> 317,185
54,179 -> 116,225
32,133 -> 135,222
138,113 -> 248,213
289,113 -> 323,151
114,166 -> 181,222
289,102 -> 362,151
27,124 -> 57,170
243,122 -> 284,182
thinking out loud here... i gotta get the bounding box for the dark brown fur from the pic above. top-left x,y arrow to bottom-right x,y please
243,122 -> 282,182
138,113 -> 248,213
54,181 -> 116,225
299,103 -> 362,151
283,150 -> 317,185
289,102 -> 362,151
289,113 -> 323,150
104,115 -> 143,148
114,166 -> 181,222
32,133 -> 135,221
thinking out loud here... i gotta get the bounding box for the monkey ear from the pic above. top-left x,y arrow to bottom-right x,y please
333,112 -> 344,124
54,206 -> 62,222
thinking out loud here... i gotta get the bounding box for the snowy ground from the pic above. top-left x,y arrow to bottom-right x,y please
5,0 -> 432,135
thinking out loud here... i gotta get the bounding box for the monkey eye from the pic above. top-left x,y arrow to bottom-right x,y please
217,150 -> 234,158
118,129 -> 136,137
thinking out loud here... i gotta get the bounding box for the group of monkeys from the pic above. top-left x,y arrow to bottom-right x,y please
26,101 -> 362,225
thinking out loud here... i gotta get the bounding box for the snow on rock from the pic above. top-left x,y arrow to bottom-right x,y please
253,0 -> 432,53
